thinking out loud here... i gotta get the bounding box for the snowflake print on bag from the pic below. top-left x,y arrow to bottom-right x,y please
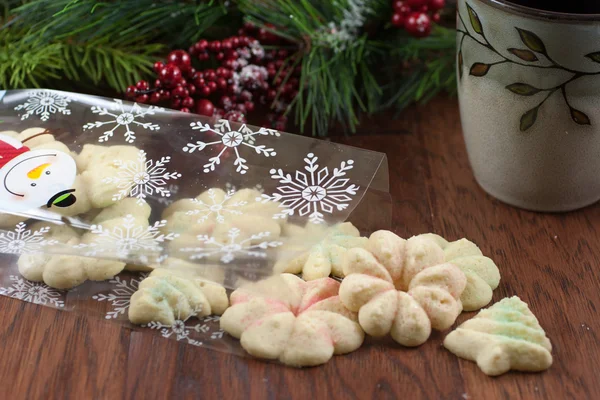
14,90 -> 72,122
83,99 -> 162,143
186,189 -> 246,224
0,222 -> 57,254
180,228 -> 282,264
157,184 -> 179,206
182,119 -> 279,174
103,150 -> 181,206
225,182 -> 264,194
0,275 -> 65,308
92,273 -> 148,319
144,307 -> 205,346
74,215 -> 178,262
257,153 -> 359,224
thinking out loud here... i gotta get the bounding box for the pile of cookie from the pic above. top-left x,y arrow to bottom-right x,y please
123,221 -> 553,375
0,128 -> 552,374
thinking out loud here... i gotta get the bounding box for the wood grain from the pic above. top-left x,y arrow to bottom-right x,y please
2,96 -> 599,399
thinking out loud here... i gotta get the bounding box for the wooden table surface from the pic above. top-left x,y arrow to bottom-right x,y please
2,96 -> 599,400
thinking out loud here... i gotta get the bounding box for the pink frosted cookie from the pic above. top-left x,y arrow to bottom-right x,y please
220,273 -> 364,367
339,231 -> 467,346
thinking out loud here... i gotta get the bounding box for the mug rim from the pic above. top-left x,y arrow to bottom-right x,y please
478,0 -> 600,22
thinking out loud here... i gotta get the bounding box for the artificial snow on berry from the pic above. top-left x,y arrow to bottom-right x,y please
404,12 -> 432,37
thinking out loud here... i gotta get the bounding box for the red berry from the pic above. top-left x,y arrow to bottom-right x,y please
196,99 -> 215,116
153,61 -> 165,73
159,64 -> 182,86
231,37 -> 240,48
167,50 -> 192,71
429,0 -> 446,10
224,59 -> 235,69
201,86 -> 211,97
225,49 -> 238,60
194,77 -> 206,87
135,94 -> 149,103
198,52 -> 210,61
277,49 -> 289,59
216,67 -> 227,77
216,52 -> 225,61
432,12 -> 441,22
172,86 -> 188,98
187,84 -> 196,95
224,110 -> 246,123
171,97 -> 182,108
240,90 -> 252,102
244,101 -> 255,112
392,0 -> 406,11
195,39 -> 208,52
205,70 -> 217,81
217,78 -> 228,89
275,59 -> 284,68
239,36 -> 249,46
209,41 -> 222,52
159,89 -> 170,100
407,0 -> 427,6
125,85 -> 137,98
154,79 -> 162,88
404,12 -> 432,37
178,78 -> 187,86
420,5 -> 429,12
150,92 -> 161,104
207,81 -> 217,91
267,89 -> 277,100
221,39 -> 232,50
188,46 -> 197,56
391,13 -> 405,27
220,95 -> 233,109
181,97 -> 195,108
180,107 -> 191,113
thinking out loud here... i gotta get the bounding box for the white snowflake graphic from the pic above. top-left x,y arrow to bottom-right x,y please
74,215 -> 178,262
0,275 -> 64,308
0,222 -> 57,254
180,228 -> 282,264
157,184 -> 179,206
14,90 -> 72,122
144,307 -> 205,346
83,99 -> 163,143
182,119 -> 279,174
225,182 -> 264,194
103,150 -> 181,205
187,189 -> 246,224
92,273 -> 148,319
258,153 -> 359,224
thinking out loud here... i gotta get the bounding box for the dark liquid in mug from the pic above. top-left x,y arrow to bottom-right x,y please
505,0 -> 600,14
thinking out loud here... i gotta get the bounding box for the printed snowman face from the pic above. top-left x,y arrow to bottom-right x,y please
0,134 -> 77,213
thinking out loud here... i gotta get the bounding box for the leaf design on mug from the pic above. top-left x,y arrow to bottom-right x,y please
585,52 -> 600,63
506,83 -> 542,96
570,108 -> 591,125
520,107 -> 538,132
508,48 -> 539,62
467,4 -> 484,35
458,51 -> 464,79
516,28 -> 547,54
469,63 -> 490,77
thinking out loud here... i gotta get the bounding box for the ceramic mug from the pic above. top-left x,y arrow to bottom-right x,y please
457,0 -> 600,212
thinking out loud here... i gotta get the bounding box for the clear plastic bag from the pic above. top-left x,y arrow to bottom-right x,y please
0,89 -> 390,356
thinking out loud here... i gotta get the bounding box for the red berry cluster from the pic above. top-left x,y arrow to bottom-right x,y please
125,23 -> 300,130
390,0 -> 445,38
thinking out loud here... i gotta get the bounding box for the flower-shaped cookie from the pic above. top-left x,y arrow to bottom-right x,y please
220,273 -> 364,367
129,266 -> 229,325
274,222 -> 369,281
444,296 -> 552,376
17,198 -> 153,289
339,231 -> 466,346
417,234 -> 501,311
162,188 -> 283,256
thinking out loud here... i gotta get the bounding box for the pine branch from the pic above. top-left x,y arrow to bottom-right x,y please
8,0 -> 230,48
